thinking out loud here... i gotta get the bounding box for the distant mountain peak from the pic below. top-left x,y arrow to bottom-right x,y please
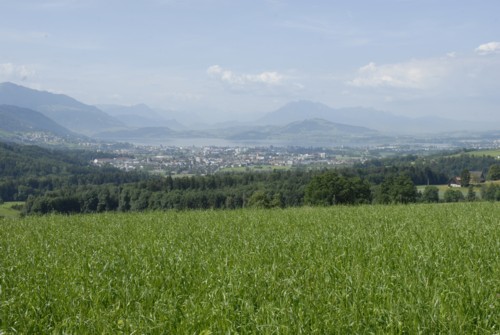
0,82 -> 124,135
97,104 -> 186,130
258,100 -> 458,134
258,100 -> 341,126
0,104 -> 75,136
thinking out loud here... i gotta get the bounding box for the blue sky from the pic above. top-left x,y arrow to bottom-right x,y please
1,0 -> 499,122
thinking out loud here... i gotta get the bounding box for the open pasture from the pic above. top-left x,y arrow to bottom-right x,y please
0,202 -> 24,219
1,204 -> 499,333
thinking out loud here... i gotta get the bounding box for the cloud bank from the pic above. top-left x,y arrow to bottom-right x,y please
475,41 -> 500,55
348,42 -> 500,96
207,65 -> 284,86
348,59 -> 449,89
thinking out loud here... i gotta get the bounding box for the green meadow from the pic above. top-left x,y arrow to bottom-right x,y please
0,202 -> 24,219
1,204 -> 499,334
465,149 -> 500,158
449,149 -> 500,158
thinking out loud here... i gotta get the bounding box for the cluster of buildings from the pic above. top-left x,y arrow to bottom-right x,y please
91,145 -> 370,175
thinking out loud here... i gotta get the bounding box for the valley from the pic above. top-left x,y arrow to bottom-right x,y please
1,82 -> 499,151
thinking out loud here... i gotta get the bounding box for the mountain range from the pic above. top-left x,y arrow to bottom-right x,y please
97,104 -> 186,131
0,82 -> 123,135
0,105 -> 75,137
0,82 -> 496,146
257,100 -> 489,133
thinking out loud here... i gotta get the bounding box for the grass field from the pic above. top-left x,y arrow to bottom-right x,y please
0,202 -> 24,219
468,149 -> 500,158
416,181 -> 500,200
1,204 -> 499,333
449,149 -> 500,158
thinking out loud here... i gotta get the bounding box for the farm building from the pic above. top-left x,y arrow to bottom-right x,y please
448,171 -> 485,187
448,176 -> 462,188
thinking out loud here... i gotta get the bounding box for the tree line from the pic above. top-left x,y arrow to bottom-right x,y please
0,141 -> 145,203
2,141 -> 500,215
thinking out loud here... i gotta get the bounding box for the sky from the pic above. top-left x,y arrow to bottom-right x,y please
1,0 -> 500,123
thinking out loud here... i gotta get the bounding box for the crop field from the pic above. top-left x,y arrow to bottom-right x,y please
1,204 -> 499,334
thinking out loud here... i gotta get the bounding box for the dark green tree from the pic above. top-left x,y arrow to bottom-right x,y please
97,187 -> 118,212
460,169 -> 470,187
443,189 -> 464,202
488,164 -> 500,180
466,185 -> 476,202
422,185 -> 439,203
118,189 -> 131,212
270,192 -> 284,208
374,174 -> 418,204
248,191 -> 271,208
305,171 -> 371,206
82,189 -> 99,213
391,174 -> 418,203
481,184 -> 500,201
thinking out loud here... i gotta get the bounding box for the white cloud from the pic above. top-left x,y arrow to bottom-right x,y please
0,63 -> 36,81
475,41 -> 500,55
207,65 -> 284,86
348,59 -> 449,89
344,49 -> 500,118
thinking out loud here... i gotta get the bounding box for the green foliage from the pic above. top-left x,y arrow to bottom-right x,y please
421,185 -> 439,203
1,204 -> 499,333
466,185 -> 476,202
22,170 -> 313,214
373,174 -> 418,204
247,190 -> 271,208
481,183 -> 500,201
460,169 -> 471,187
435,154 -> 497,178
247,191 -> 284,209
355,153 -> 498,185
443,188 -> 465,202
488,164 -> 500,180
0,141 -> 145,202
4,140 -> 500,215
304,170 -> 371,205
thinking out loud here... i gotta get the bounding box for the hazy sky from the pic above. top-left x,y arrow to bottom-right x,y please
1,0 -> 500,122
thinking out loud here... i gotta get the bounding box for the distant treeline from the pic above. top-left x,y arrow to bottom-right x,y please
1,141 -> 499,215
0,141 -> 145,203
22,169 -> 500,215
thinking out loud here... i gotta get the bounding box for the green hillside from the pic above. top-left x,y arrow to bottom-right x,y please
0,82 -> 124,135
0,141 -> 146,202
1,204 -> 498,333
0,104 -> 74,136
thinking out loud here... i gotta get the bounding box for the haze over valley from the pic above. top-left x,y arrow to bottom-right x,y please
0,82 -> 498,150
0,0 -> 499,147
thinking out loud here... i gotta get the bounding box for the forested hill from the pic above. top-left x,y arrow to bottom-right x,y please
0,141 -> 146,202
2,140 -> 499,214
1,141 -> 89,177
